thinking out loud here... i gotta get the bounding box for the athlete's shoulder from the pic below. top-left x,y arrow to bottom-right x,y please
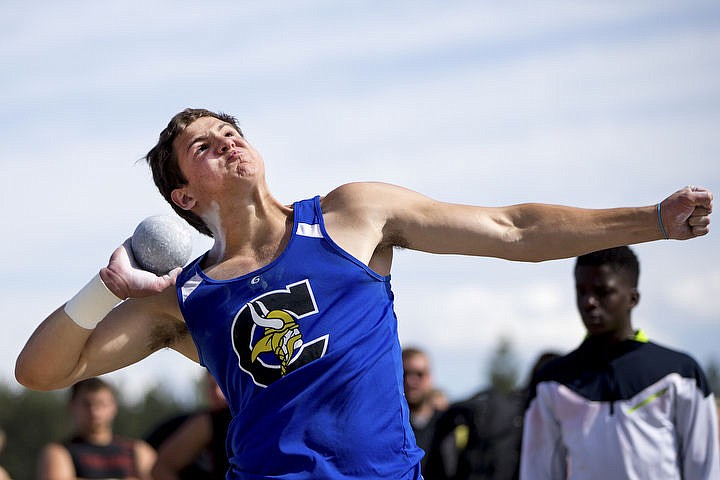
320,182 -> 397,228
323,182 -> 400,207
620,340 -> 712,396
641,340 -> 707,376
322,182 -> 427,223
532,348 -> 583,382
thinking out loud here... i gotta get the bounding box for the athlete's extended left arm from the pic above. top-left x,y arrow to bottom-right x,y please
380,184 -> 712,262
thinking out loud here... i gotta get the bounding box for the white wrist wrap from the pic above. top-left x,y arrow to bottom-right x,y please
64,274 -> 123,329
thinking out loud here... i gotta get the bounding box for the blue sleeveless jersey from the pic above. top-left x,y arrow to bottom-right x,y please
176,196 -> 424,479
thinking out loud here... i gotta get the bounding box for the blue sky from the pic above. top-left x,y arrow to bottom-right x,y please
1,0 -> 719,403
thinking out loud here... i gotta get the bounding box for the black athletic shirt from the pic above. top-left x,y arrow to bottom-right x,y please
63,435 -> 137,478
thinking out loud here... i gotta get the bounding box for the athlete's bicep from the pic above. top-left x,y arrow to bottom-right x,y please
323,182 -> 485,272
80,287 -> 198,377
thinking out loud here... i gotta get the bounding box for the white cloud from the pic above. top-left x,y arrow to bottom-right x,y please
661,271 -> 720,320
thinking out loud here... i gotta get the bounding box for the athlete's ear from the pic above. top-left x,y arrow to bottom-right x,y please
629,288 -> 640,309
171,186 -> 196,211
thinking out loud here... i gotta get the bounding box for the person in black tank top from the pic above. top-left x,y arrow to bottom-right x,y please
37,378 -> 156,480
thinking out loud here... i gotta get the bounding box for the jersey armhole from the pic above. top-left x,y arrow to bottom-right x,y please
311,195 -> 390,282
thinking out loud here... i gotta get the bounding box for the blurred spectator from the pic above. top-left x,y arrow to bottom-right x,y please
521,246 -> 720,479
403,347 -> 445,470
148,372 -> 231,479
425,351 -> 560,480
0,427 -> 11,480
430,388 -> 450,413
37,377 -> 156,480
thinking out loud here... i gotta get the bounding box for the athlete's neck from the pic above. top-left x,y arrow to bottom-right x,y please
80,428 -> 113,446
199,197 -> 294,279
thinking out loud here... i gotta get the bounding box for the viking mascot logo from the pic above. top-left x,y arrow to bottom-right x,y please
232,280 -> 328,387
248,302 -> 303,375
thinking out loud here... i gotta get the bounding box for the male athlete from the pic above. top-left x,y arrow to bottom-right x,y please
16,108 -> 713,479
520,247 -> 719,478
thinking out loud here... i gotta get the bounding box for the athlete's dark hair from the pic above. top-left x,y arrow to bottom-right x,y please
145,108 -> 243,237
70,377 -> 116,401
575,246 -> 640,287
401,346 -> 428,361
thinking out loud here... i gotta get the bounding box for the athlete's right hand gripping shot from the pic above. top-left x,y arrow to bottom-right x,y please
16,109 -> 714,479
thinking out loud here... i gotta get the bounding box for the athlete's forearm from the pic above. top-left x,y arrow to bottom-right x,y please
490,203 -> 662,262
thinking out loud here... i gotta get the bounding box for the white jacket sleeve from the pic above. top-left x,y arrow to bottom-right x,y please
520,382 -> 567,480
675,381 -> 720,480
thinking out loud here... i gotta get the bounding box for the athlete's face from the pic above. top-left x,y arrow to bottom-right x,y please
575,264 -> 638,339
170,116 -> 264,211
403,353 -> 433,409
69,387 -> 117,435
